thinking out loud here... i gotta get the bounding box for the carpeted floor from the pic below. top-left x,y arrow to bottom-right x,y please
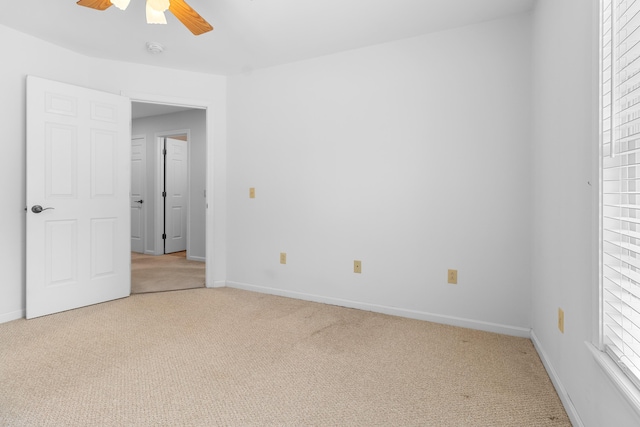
131,251 -> 205,294
0,288 -> 571,426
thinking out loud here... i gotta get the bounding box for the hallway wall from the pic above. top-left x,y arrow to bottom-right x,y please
133,109 -> 208,260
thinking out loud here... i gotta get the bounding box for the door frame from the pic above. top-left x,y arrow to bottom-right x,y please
154,131 -> 191,257
123,91 -> 215,288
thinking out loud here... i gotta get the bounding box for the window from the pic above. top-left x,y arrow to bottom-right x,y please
601,0 -> 640,390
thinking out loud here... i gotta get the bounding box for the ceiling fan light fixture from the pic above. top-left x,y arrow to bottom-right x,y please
77,0 -> 213,36
146,3 -> 168,24
110,0 -> 130,10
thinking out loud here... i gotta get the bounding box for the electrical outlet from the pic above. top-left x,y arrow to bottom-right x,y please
249,187 -> 256,199
280,252 -> 286,265
354,260 -> 362,274
558,308 -> 564,333
448,269 -> 457,284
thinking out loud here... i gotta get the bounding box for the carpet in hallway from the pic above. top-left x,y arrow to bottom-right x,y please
131,251 -> 205,294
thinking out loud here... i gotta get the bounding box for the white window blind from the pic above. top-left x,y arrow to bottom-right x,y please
602,0 -> 640,390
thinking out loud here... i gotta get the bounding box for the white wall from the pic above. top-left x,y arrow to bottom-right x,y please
531,0 -> 640,425
132,109 -> 207,260
0,24 -> 226,322
226,14 -> 533,335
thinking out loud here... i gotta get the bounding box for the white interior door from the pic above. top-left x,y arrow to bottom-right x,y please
164,137 -> 188,254
130,136 -> 146,253
26,76 -> 131,319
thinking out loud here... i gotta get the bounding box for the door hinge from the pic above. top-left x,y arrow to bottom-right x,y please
163,148 -> 167,155
162,233 -> 166,240
162,191 -> 167,197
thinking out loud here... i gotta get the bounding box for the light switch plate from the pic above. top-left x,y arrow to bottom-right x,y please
558,308 -> 564,333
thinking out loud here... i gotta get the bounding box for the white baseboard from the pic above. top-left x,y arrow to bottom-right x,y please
187,255 -> 206,262
531,331 -> 584,427
144,250 -> 155,255
211,280 -> 226,288
0,309 -> 24,324
225,281 -> 531,338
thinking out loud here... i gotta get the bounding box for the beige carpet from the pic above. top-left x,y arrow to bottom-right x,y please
0,288 -> 570,426
131,251 -> 205,294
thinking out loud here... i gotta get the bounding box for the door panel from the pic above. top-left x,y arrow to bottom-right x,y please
46,220 -> 78,286
164,138 -> 188,254
46,124 -> 77,198
91,218 -> 117,278
91,130 -> 117,197
26,76 -> 131,319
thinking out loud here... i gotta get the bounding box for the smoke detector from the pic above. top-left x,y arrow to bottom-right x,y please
146,42 -> 165,54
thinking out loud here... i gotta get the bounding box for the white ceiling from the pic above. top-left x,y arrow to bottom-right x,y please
0,0 -> 535,76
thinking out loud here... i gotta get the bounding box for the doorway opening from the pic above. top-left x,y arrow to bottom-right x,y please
129,101 -> 208,293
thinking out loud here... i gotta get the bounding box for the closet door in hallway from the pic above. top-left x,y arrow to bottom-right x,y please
164,137 -> 188,254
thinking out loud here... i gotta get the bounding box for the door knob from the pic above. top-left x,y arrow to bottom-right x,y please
134,200 -> 144,204
31,205 -> 54,214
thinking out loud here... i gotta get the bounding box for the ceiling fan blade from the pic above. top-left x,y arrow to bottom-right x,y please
76,0 -> 113,10
168,0 -> 213,35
